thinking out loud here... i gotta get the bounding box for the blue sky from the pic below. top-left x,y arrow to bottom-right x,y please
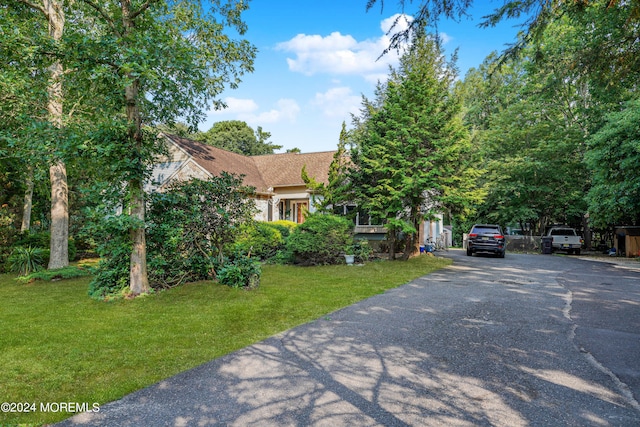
200,0 -> 525,153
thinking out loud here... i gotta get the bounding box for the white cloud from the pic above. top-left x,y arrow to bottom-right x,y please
380,13 -> 412,34
275,14 -> 414,80
439,32 -> 453,45
208,97 -> 300,125
250,99 -> 300,124
210,97 -> 258,115
311,87 -> 362,119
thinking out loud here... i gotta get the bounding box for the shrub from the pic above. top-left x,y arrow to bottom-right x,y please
13,231 -> 78,262
8,246 -> 46,276
146,200 -> 214,289
286,213 -> 353,265
84,213 -> 133,299
233,222 -> 284,261
16,265 -> 92,284
267,220 -> 297,239
353,239 -> 373,263
217,254 -> 261,289
14,231 -> 50,249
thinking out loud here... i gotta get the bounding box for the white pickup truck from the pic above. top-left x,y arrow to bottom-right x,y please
546,226 -> 583,255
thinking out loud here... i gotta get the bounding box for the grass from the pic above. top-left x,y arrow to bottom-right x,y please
0,256 -> 451,426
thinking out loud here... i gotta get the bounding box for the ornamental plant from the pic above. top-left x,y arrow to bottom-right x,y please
9,246 -> 45,276
217,253 -> 261,289
286,213 -> 353,265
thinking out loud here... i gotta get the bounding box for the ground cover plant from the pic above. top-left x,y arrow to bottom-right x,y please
0,255 -> 451,426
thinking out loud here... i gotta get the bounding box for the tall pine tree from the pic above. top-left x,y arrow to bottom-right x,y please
351,33 -> 473,259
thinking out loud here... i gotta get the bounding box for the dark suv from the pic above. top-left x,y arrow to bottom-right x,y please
466,224 -> 506,258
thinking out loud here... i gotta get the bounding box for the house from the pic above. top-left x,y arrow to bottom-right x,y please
149,134 -> 445,249
149,134 -> 336,223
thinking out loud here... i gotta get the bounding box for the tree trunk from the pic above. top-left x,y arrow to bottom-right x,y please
129,178 -> 149,294
45,0 -> 69,269
21,167 -> 34,232
582,214 -> 591,250
401,210 -> 420,260
122,2 -> 150,294
49,159 -> 69,268
387,227 -> 396,260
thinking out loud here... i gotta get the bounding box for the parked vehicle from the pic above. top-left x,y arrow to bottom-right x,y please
466,224 -> 506,258
545,226 -> 583,255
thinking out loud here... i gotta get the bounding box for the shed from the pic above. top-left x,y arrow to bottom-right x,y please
614,226 -> 640,258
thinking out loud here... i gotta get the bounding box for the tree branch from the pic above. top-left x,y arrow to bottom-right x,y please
129,0 -> 159,21
14,0 -> 47,17
79,0 -> 121,37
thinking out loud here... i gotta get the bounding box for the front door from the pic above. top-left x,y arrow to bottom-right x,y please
294,201 -> 308,223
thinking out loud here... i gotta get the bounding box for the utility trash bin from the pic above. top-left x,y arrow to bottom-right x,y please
541,236 -> 553,254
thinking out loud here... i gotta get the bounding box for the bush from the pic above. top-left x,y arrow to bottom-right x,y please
0,208 -> 18,271
84,214 -> 133,299
8,246 -> 46,276
88,245 -> 131,299
353,239 -> 373,263
286,213 -> 353,265
233,222 -> 284,261
267,220 -> 297,239
146,205 -> 214,289
16,265 -> 92,284
217,253 -> 261,289
14,231 -> 48,248
13,231 -> 78,262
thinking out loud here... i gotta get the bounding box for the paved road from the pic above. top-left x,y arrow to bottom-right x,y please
59,251 -> 640,426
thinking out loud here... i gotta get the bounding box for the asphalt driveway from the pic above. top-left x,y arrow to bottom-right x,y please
58,250 -> 640,426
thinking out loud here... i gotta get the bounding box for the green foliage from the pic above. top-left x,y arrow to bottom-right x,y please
268,220 -> 298,239
0,207 -> 17,272
86,174 -> 257,298
367,0 -> 640,83
146,191 -> 213,289
311,121 -> 354,212
233,222 -> 284,261
196,120 -> 281,155
84,213 -> 133,299
286,213 -> 354,265
217,254 -> 262,289
15,265 -> 91,284
353,239 -> 373,263
166,173 -> 257,262
10,231 -> 78,263
350,33 -> 474,259
585,98 -> 640,228
148,174 -> 257,288
8,246 -> 45,276
14,231 -> 49,249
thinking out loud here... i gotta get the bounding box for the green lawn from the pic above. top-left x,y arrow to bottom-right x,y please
0,256 -> 451,426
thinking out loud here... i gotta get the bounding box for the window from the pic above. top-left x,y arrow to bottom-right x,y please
331,204 -> 383,226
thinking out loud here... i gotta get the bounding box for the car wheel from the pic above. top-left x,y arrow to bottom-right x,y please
575,249 -> 581,255
466,248 -> 472,256
499,251 -> 505,258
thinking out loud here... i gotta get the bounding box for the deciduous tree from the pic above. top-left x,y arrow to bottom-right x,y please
74,0 -> 255,295
585,98 -> 640,228
197,120 -> 281,156
5,0 -> 70,268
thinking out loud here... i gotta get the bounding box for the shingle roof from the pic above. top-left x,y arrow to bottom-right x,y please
165,134 -> 268,191
252,151 -> 337,188
165,134 -> 336,193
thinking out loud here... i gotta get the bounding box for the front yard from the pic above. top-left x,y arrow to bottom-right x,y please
0,256 -> 451,426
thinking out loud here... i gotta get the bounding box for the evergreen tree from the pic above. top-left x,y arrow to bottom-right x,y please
351,33 -> 474,259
